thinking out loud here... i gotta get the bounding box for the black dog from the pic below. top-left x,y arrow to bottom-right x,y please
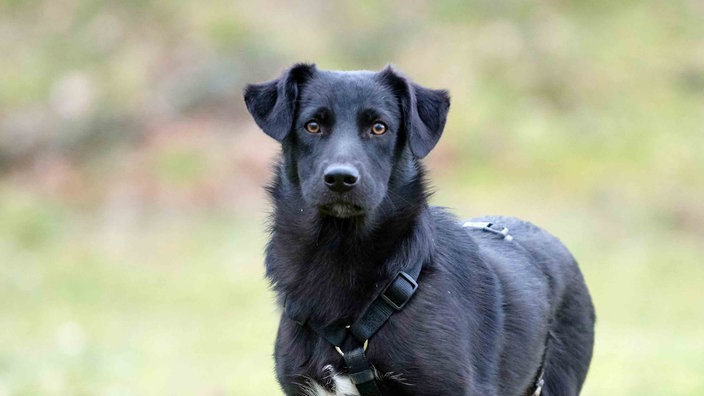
244,64 -> 595,396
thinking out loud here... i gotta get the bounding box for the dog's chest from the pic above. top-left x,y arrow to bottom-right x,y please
302,365 -> 360,396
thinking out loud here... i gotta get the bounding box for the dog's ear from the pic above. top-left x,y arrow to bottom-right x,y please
243,63 -> 316,141
378,67 -> 450,158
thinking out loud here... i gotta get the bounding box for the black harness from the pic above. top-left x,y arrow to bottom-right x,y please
284,221 -> 546,396
285,264 -> 421,395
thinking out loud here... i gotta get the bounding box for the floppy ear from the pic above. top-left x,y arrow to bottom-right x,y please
243,63 -> 316,141
378,67 -> 450,158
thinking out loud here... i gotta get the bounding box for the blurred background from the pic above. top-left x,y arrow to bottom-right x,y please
1,0 -> 703,395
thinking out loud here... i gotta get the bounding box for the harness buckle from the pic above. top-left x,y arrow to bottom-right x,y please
381,271 -> 418,311
334,339 -> 368,356
532,369 -> 545,396
462,221 -> 513,241
532,378 -> 544,396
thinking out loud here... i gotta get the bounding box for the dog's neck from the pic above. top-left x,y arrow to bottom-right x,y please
265,160 -> 435,323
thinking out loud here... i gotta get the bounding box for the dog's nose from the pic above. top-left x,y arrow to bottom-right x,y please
323,164 -> 359,193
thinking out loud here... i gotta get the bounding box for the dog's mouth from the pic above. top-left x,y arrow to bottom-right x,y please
319,202 -> 365,218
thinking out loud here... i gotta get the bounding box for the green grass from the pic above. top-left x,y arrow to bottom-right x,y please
431,171 -> 704,396
2,174 -> 703,395
0,190 -> 281,394
2,1 -> 704,394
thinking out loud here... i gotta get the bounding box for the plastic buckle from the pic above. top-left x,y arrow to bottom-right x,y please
381,271 -> 418,311
532,377 -> 544,396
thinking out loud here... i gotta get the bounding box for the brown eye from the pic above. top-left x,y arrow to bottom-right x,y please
305,121 -> 321,134
371,122 -> 387,135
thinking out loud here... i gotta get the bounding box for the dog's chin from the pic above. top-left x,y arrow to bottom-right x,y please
319,202 -> 366,218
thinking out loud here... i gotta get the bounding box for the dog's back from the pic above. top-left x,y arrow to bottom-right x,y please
463,215 -> 595,395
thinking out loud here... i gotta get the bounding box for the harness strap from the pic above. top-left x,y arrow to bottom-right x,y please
343,346 -> 382,396
350,271 -> 418,341
285,265 -> 421,396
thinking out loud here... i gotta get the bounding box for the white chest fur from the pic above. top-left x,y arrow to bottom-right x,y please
301,365 -> 361,396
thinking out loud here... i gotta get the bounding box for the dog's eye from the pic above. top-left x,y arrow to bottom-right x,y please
371,122 -> 387,135
305,121 -> 321,134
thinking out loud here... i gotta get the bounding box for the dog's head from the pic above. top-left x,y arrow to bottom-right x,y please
244,64 -> 450,219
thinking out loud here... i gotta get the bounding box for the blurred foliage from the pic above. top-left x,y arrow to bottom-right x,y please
1,0 -> 703,395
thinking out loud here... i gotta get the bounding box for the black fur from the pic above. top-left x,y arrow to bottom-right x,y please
243,64 -> 595,395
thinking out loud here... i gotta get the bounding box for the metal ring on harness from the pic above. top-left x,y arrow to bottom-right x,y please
532,370 -> 545,396
462,221 -> 514,241
335,339 -> 369,356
